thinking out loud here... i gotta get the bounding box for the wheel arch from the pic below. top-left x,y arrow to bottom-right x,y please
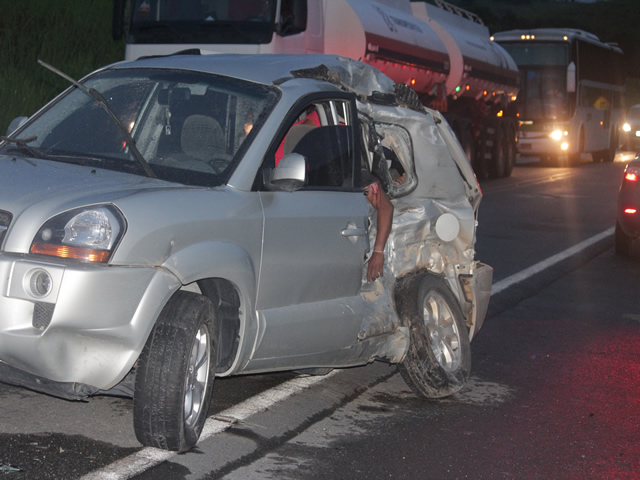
163,241 -> 258,375
394,270 -> 464,327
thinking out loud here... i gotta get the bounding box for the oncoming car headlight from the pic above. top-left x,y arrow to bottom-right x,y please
30,205 -> 126,263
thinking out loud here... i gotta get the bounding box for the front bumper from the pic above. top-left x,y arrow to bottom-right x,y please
0,254 -> 181,396
517,134 -> 571,157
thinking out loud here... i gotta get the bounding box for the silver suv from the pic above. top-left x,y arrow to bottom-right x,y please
0,53 -> 492,452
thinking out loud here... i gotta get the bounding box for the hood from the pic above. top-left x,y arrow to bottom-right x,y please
0,156 -> 180,211
0,156 -> 184,253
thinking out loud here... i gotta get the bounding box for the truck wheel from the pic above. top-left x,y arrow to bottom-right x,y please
460,124 -> 475,166
134,291 -> 217,452
397,275 -> 471,398
488,125 -> 507,178
504,122 -> 517,177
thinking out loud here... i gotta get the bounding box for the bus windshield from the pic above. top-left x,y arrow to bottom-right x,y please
501,42 -> 570,121
129,0 -> 277,44
519,68 -> 569,121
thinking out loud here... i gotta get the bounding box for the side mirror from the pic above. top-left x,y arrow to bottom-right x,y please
264,153 -> 307,192
566,62 -> 576,94
6,116 -> 28,136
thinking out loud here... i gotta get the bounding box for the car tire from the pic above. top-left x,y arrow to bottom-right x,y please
133,291 -> 217,452
615,221 -> 633,256
397,274 -> 471,398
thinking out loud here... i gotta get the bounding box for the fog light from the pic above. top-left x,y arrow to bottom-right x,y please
561,142 -> 569,151
28,269 -> 52,298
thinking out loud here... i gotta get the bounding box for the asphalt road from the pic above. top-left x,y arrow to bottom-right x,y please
0,154 -> 638,479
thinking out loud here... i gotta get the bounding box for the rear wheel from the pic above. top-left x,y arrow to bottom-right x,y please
397,275 -> 471,398
134,291 -> 217,452
570,128 -> 585,165
615,221 -> 633,256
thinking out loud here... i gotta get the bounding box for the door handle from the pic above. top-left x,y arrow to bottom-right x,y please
341,227 -> 366,237
341,221 -> 366,244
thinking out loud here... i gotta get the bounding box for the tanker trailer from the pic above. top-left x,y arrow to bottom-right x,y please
114,0 -> 520,177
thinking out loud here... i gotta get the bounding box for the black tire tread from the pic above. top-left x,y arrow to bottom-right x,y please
396,274 -> 471,398
133,291 -> 216,452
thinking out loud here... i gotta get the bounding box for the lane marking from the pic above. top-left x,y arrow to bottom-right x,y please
491,227 -> 614,295
80,372 -> 337,480
81,227 -> 614,479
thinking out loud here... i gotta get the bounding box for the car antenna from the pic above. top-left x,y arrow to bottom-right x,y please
37,59 -> 157,178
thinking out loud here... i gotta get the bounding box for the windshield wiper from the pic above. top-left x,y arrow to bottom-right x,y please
0,134 -> 42,159
37,59 -> 156,178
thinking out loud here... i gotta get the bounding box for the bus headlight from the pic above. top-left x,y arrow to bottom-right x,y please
561,142 -> 569,151
623,122 -> 631,132
550,129 -> 565,141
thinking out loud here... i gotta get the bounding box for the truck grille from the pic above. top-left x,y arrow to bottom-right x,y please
0,210 -> 12,248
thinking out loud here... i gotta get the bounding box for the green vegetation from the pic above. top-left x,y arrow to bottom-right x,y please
1,0 -> 639,134
0,0 -> 122,133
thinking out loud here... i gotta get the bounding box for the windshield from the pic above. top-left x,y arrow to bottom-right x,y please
129,0 -> 277,44
1,67 -> 279,187
518,68 -> 569,121
500,42 -> 570,121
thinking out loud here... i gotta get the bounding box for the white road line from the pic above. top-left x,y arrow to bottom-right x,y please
491,227 -> 614,295
81,227 -> 614,479
80,371 -> 337,480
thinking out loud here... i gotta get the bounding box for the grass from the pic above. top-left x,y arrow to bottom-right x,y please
0,0 -> 123,133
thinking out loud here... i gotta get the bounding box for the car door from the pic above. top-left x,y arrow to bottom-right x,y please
251,95 -> 371,369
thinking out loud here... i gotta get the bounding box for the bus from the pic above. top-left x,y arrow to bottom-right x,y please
492,28 -> 625,165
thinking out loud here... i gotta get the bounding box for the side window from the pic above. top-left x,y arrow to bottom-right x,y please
273,99 -> 356,190
359,118 -> 417,199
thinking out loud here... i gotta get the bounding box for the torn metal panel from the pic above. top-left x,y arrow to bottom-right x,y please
356,93 -> 488,343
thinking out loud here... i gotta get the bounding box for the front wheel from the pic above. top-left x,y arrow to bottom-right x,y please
397,275 -> 471,398
134,291 -> 217,452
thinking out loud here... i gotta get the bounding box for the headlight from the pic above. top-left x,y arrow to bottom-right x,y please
550,129 -> 566,141
30,205 -> 126,263
623,123 -> 631,132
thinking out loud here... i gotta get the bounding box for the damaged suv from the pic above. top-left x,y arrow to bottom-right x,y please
0,53 -> 492,452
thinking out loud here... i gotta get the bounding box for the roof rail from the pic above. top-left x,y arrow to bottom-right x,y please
434,0 -> 484,25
